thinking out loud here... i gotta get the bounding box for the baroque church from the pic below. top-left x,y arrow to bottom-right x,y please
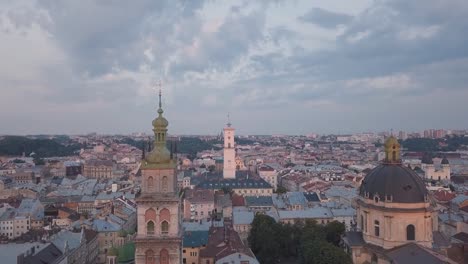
134,92 -> 181,264
343,136 -> 454,264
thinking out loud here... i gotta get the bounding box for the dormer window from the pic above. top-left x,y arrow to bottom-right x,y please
385,194 -> 392,202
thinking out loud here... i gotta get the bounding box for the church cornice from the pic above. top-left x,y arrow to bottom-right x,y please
141,160 -> 177,170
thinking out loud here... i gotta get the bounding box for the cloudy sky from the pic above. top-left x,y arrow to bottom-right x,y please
1,0 -> 467,135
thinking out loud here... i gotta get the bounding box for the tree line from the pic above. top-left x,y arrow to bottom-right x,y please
248,214 -> 351,264
0,136 -> 82,157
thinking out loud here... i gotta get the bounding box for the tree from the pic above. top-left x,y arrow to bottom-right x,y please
248,215 -> 281,263
325,221 -> 345,246
274,186 -> 288,194
302,240 -> 352,264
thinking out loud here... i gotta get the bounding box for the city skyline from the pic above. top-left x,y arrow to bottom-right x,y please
1,0 -> 468,135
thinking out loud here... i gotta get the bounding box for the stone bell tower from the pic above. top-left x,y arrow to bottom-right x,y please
135,90 -> 181,264
223,114 -> 236,179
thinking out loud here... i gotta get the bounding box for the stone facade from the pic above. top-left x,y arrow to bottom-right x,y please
223,122 -> 236,179
135,92 -> 182,264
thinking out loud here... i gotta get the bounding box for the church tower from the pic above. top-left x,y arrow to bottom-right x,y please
223,115 -> 236,179
135,91 -> 181,264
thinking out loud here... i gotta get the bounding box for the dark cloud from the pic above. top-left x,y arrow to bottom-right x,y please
298,7 -> 352,28
1,0 -> 468,134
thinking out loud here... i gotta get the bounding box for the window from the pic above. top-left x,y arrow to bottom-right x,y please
162,176 -> 168,192
147,176 -> 154,191
374,220 -> 380,237
161,221 -> 169,235
160,249 -> 169,264
407,225 -> 415,240
147,221 -> 155,235
145,250 -> 155,264
145,208 -> 156,222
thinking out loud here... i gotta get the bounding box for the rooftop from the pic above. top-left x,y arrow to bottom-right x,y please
183,231 -> 209,248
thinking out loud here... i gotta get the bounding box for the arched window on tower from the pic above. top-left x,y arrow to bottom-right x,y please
374,220 -> 380,237
145,250 -> 155,264
392,151 -> 396,161
406,224 -> 415,240
160,249 -> 169,264
162,176 -> 168,192
147,176 -> 154,191
147,221 -> 155,235
161,221 -> 169,235
228,143 -> 231,148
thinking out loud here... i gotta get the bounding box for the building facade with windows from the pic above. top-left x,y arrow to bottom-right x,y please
343,137 -> 452,264
134,92 -> 182,264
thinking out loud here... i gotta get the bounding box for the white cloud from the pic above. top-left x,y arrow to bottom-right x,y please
398,25 -> 442,41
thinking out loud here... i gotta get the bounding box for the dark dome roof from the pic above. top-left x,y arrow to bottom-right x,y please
441,157 -> 449,164
421,153 -> 433,164
359,164 -> 428,203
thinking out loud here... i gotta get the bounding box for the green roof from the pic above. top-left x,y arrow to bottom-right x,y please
118,242 -> 135,264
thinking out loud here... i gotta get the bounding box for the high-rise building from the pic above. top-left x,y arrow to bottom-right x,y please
135,91 -> 181,264
223,117 -> 236,179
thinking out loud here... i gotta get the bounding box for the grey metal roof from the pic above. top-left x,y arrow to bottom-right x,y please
245,196 -> 273,207
343,231 -> 365,247
386,243 -> 453,264
232,207 -> 254,225
183,231 -> 209,248
359,164 -> 428,203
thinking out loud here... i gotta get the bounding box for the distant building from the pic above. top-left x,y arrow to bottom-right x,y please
65,161 -> 83,177
422,154 -> 451,181
183,189 -> 215,221
13,171 -> 34,184
258,165 -> 278,191
83,159 -> 113,179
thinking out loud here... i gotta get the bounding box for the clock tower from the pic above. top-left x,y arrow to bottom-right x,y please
223,115 -> 236,179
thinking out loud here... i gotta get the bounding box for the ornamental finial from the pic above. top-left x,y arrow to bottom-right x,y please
157,81 -> 163,115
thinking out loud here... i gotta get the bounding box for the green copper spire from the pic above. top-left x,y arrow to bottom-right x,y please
144,87 -> 172,166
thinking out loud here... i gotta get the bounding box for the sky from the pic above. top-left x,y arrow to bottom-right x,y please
1,0 -> 468,136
